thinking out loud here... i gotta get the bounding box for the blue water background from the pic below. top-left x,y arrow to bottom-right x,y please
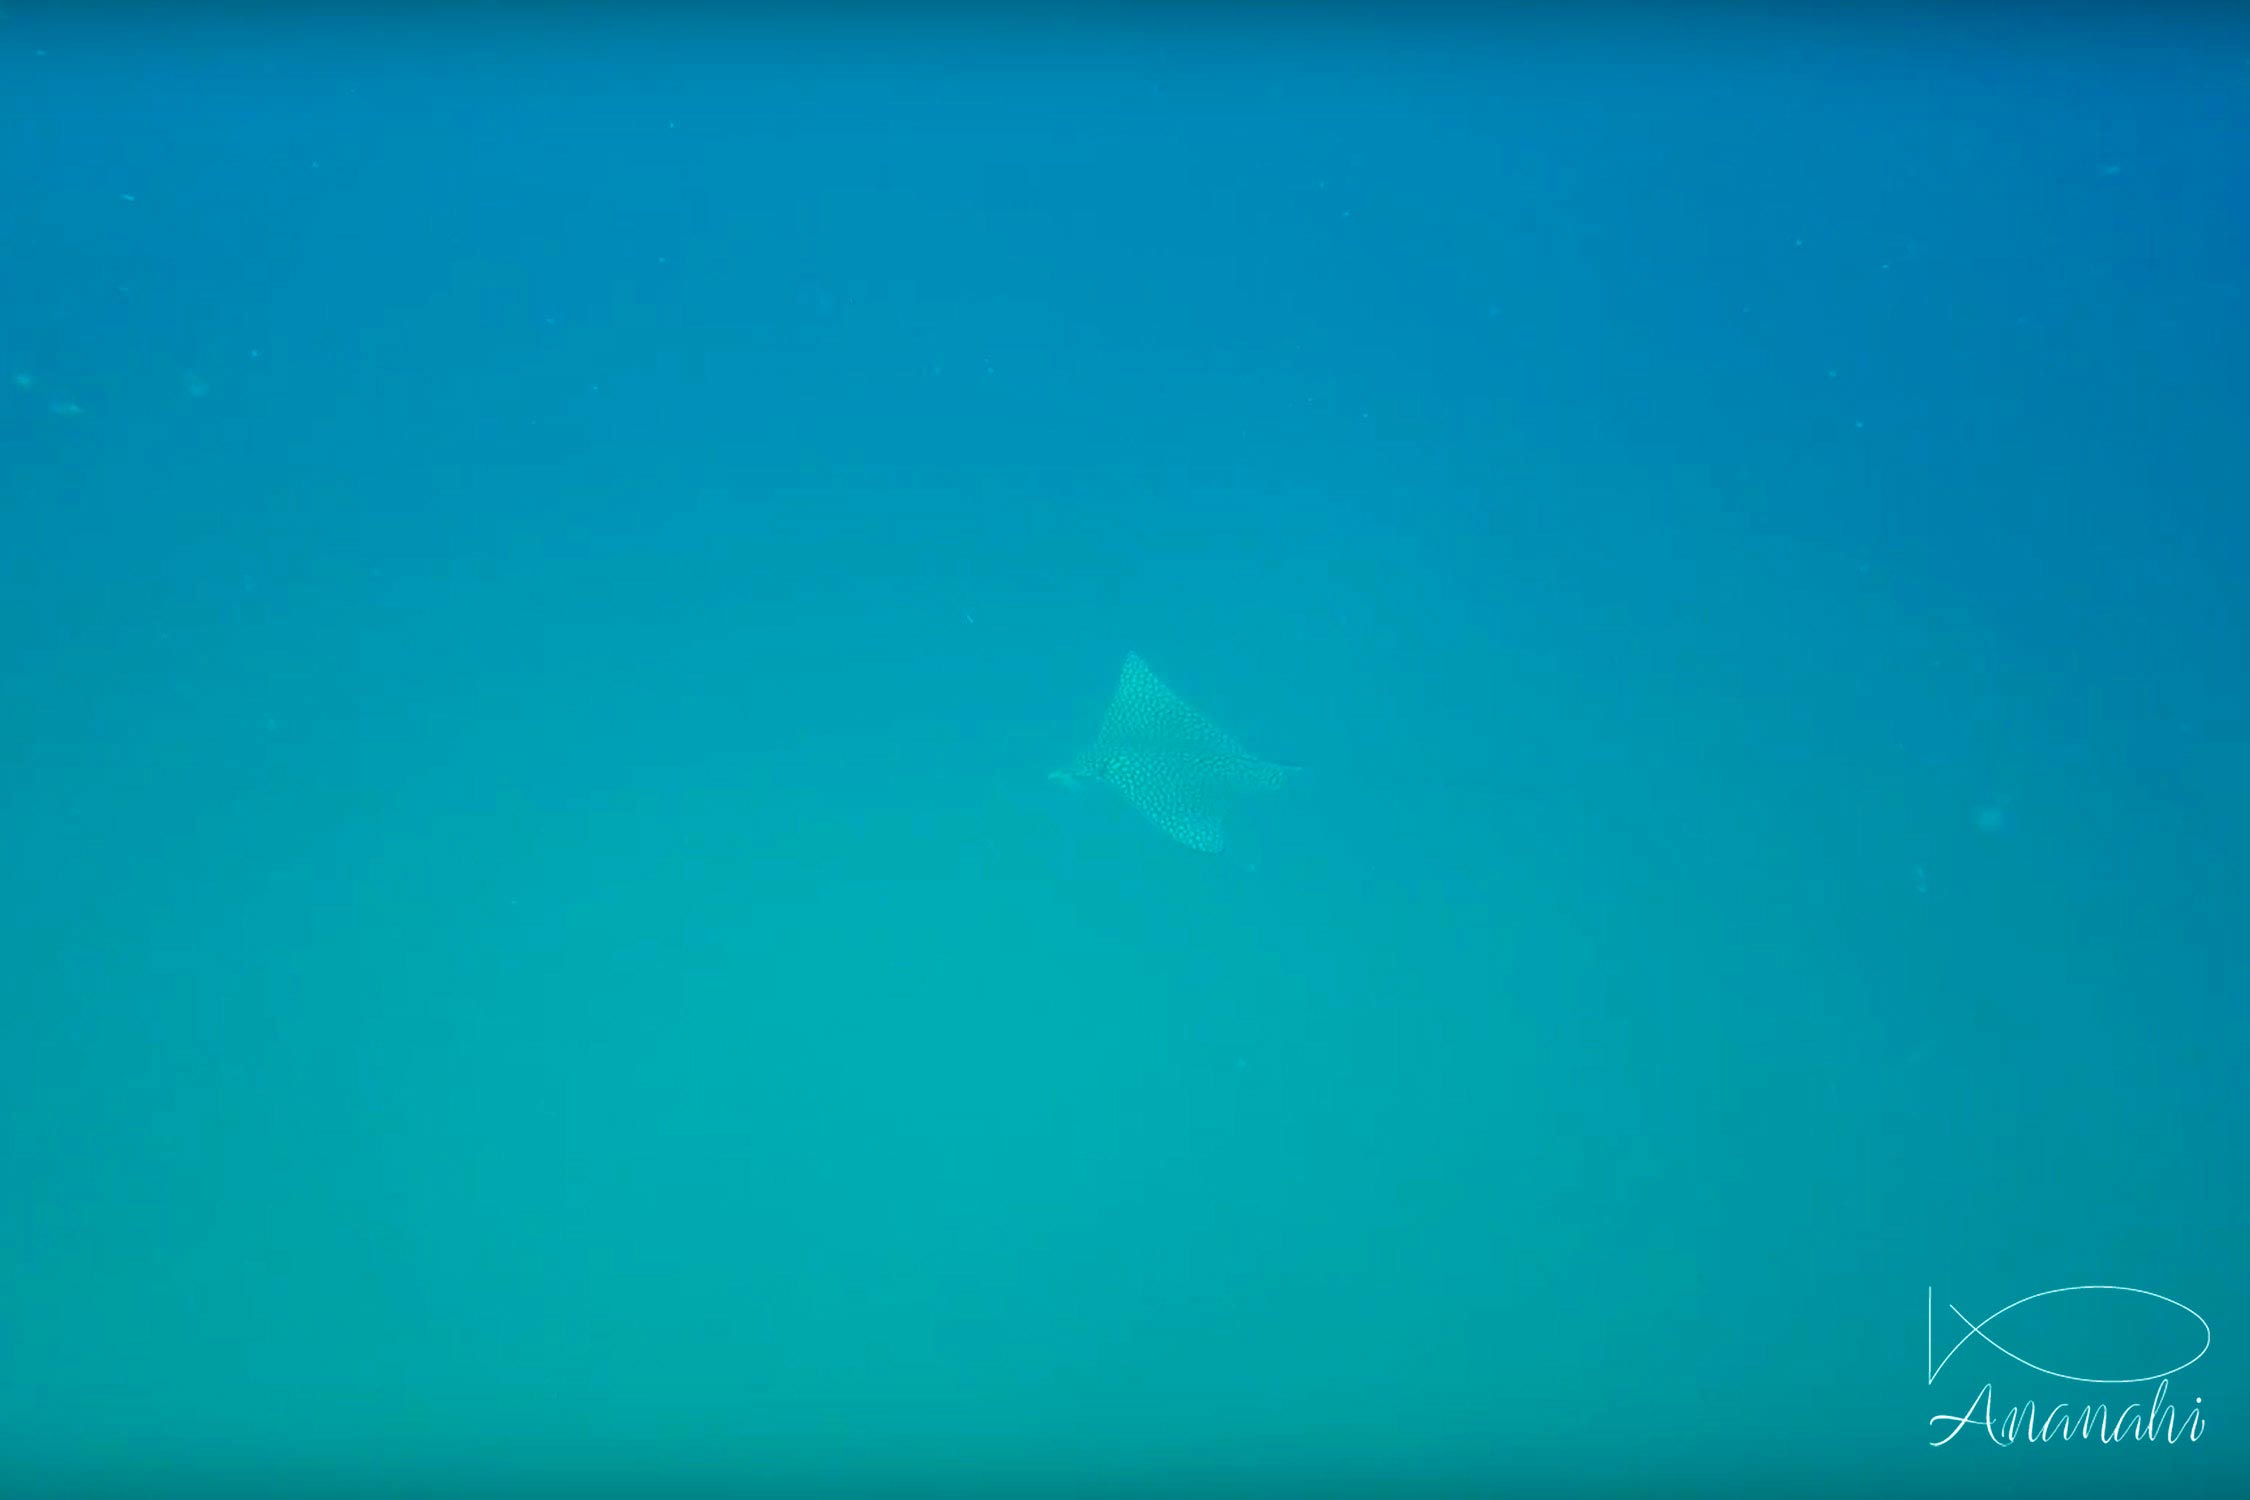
2,9 -> 2244,1495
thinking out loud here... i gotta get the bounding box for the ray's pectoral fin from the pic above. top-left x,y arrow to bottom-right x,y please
1108,757 -> 1232,852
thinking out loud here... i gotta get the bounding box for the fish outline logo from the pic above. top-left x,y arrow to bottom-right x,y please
1927,1285 -> 2211,1386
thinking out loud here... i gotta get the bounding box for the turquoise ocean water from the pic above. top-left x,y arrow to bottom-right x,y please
2,8 -> 2244,1497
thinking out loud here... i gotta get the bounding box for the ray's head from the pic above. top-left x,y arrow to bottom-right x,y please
1048,749 -> 1113,790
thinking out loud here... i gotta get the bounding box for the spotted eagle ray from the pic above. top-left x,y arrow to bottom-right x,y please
1049,652 -> 1295,853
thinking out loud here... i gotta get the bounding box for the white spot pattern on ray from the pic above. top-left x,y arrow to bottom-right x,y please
1055,652 -> 1294,853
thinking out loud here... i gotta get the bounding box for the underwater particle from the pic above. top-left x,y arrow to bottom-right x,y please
10,372 -> 32,390
1050,651 -> 1297,853
183,371 -> 209,398
1974,802 -> 2007,835
47,399 -> 83,417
